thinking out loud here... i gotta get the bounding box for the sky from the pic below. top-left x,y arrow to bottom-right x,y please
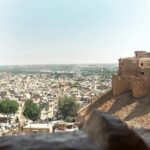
0,0 -> 150,65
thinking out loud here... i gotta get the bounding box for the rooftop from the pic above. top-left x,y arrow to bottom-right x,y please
24,124 -> 52,129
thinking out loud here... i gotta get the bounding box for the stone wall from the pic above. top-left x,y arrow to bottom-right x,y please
115,51 -> 150,98
112,75 -> 150,98
132,77 -> 150,98
139,59 -> 150,68
119,58 -> 139,76
135,51 -> 147,58
139,68 -> 150,77
112,75 -> 132,96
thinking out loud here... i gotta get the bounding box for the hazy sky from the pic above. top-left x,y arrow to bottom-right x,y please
0,0 -> 150,65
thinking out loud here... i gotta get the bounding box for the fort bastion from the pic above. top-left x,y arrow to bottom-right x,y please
112,51 -> 150,98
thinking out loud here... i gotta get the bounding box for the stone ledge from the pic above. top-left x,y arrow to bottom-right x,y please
0,132 -> 98,150
83,110 -> 149,150
0,110 -> 149,150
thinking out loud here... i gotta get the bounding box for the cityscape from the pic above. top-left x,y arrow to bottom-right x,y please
0,64 -> 116,135
0,0 -> 150,149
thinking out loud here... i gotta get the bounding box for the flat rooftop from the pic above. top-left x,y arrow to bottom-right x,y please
24,124 -> 52,129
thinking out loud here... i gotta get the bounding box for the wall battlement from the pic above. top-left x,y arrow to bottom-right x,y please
112,51 -> 150,98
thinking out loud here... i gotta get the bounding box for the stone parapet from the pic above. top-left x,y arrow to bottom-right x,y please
112,75 -> 132,96
112,75 -> 150,98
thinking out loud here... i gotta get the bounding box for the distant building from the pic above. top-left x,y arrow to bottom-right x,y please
23,124 -> 53,134
112,51 -> 150,98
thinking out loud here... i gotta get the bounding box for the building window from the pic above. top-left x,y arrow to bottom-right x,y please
141,63 -> 143,66
141,72 -> 144,75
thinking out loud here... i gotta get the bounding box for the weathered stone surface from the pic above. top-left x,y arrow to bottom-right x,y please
134,129 -> 150,149
83,110 -> 149,150
0,132 -> 98,150
0,110 -> 149,150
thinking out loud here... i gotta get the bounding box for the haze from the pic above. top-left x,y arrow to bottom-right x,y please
0,0 -> 150,65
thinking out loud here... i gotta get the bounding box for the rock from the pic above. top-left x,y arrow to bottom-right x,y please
0,110 -> 149,150
83,109 -> 149,150
134,128 -> 150,148
0,132 -> 99,150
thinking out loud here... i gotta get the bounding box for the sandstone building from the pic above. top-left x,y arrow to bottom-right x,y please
112,51 -> 150,98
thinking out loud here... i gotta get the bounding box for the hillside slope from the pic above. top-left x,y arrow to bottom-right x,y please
77,90 -> 150,128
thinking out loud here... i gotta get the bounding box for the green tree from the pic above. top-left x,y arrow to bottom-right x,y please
0,99 -> 19,121
23,100 -> 41,121
58,96 -> 80,122
0,99 -> 19,115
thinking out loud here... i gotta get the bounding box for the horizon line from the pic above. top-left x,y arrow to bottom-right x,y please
0,63 -> 118,67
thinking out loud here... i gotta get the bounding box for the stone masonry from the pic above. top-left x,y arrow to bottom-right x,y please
112,51 -> 150,98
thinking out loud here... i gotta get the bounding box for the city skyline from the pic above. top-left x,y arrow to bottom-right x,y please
0,0 -> 150,65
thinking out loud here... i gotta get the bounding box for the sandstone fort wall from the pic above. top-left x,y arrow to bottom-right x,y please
112,51 -> 150,98
112,75 -> 150,98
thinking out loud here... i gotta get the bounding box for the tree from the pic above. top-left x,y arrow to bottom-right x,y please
23,100 -> 41,121
58,96 -> 80,122
0,99 -> 19,122
0,99 -> 19,115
